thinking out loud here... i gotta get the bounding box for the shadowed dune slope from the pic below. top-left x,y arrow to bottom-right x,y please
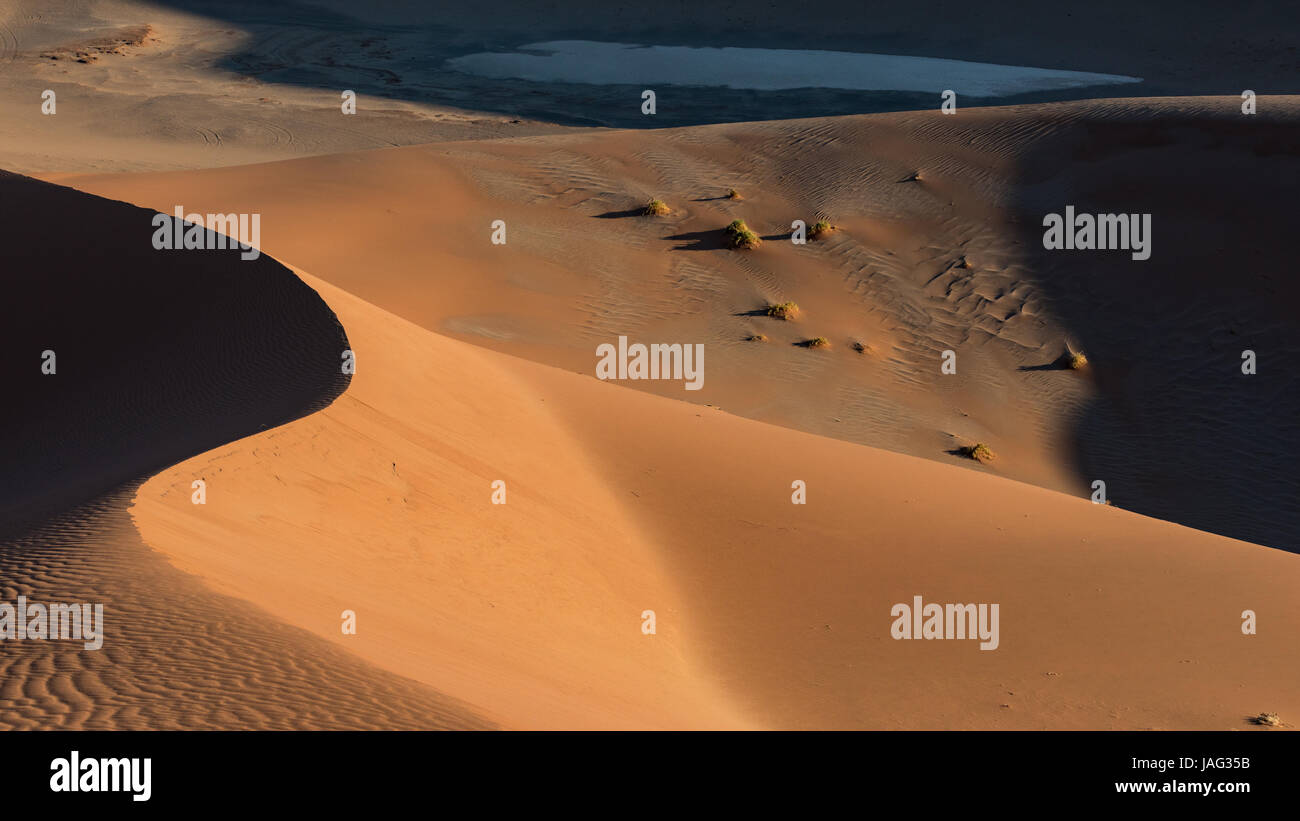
1003,110 -> 1300,550
0,172 -> 491,728
132,269 -> 1300,730
0,169 -> 349,529
62,97 -> 1300,550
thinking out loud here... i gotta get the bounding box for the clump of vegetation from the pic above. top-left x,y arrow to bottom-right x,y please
726,188 -> 743,200
765,302 -> 799,320
852,340 -> 871,354
747,333 -> 768,342
809,220 -> 835,240
1067,352 -> 1088,370
959,443 -> 996,463
725,219 -> 761,249
643,198 -> 671,216
1252,712 -> 1282,727
803,337 -> 831,349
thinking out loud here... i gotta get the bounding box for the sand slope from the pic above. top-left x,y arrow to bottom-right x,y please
130,269 -> 1300,730
4,151 -> 1297,729
0,172 -> 490,729
62,97 -> 1300,550
7,86 -> 1298,728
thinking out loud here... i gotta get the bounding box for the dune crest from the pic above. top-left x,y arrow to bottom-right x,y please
0,171 -> 489,729
131,270 -> 1300,730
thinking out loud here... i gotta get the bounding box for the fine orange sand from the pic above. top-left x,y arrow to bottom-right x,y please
62,96 -> 1300,550
0,171 -> 489,729
3,1 -> 1297,728
7,96 -> 1297,729
127,268 -> 1300,729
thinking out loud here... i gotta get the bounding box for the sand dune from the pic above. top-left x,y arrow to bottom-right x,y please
0,170 -> 347,528
61,97 -> 1300,550
127,267 -> 1300,730
0,172 -> 489,729
5,0 -> 1296,729
1,493 -> 491,730
6,112 -> 1299,726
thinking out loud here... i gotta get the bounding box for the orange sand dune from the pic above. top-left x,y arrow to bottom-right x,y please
62,96 -> 1300,550
0,171 -> 489,729
8,95 -> 1298,729
130,268 -> 1300,730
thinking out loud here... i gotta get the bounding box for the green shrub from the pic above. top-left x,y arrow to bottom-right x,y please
765,302 -> 799,320
809,220 -> 834,239
958,443 -> 996,463
725,219 -> 761,249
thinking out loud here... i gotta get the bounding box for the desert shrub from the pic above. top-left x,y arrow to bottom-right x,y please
809,220 -> 834,239
958,443 -> 996,463
725,219 -> 761,249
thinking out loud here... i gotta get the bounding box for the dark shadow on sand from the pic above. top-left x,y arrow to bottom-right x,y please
593,208 -> 649,219
0,171 -> 352,534
1004,114 -> 1300,551
665,229 -> 731,251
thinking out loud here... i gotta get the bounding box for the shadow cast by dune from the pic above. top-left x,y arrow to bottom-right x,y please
1005,114 -> 1300,551
0,170 -> 351,532
0,170 -> 497,729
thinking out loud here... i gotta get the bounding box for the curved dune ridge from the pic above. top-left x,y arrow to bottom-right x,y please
128,269 -> 1300,730
0,170 -> 349,527
8,97 -> 1300,729
61,97 -> 1300,551
0,173 -> 490,729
